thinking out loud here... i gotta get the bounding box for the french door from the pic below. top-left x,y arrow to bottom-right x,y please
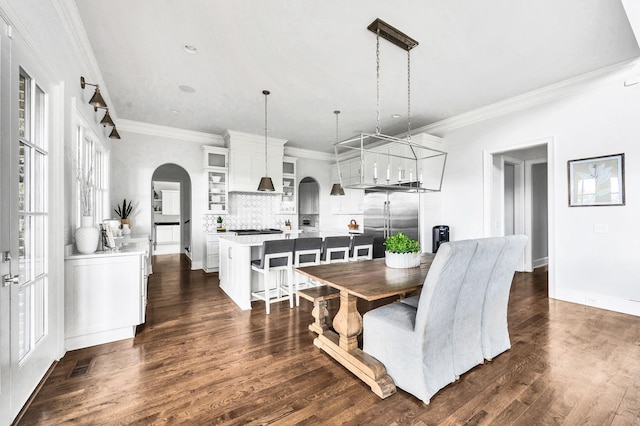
0,18 -> 61,424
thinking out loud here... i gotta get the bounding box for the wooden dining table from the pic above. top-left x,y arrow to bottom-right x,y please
296,253 -> 435,399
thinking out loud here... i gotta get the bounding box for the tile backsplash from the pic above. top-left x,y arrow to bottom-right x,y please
202,192 -> 282,231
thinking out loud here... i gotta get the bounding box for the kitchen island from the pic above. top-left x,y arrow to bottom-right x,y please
218,233 -> 292,310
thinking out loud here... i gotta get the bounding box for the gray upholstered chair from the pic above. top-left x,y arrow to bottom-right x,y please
250,239 -> 295,315
481,234 -> 528,361
451,237 -> 505,378
363,240 -> 477,404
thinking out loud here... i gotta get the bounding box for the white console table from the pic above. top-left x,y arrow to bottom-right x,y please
64,240 -> 150,350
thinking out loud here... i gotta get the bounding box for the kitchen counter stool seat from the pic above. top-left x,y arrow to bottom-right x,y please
349,234 -> 374,261
320,236 -> 351,264
250,239 -> 295,314
292,237 -> 323,306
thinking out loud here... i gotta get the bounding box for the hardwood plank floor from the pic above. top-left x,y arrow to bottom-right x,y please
17,255 -> 640,425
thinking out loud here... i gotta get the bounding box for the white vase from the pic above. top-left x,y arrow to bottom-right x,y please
385,251 -> 421,268
75,216 -> 100,254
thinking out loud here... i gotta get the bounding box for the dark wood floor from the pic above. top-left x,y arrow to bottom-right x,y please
17,255 -> 640,425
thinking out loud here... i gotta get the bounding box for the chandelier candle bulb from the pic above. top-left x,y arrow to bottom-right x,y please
419,169 -> 423,184
387,163 -> 391,181
409,168 -> 413,182
398,166 -> 402,181
374,161 -> 378,179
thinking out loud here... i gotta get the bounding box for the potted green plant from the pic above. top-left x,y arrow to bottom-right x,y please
384,232 -> 421,268
216,216 -> 225,232
114,198 -> 133,228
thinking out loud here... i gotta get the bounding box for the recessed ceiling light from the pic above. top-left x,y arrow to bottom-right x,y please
183,45 -> 198,54
170,109 -> 180,115
391,113 -> 402,118
178,85 -> 196,93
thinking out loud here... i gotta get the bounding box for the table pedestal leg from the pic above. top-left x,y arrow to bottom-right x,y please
313,290 -> 396,399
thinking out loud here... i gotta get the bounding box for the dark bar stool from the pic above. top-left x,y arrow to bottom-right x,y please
250,239 -> 295,314
292,237 -> 323,306
320,236 -> 351,264
349,234 -> 374,261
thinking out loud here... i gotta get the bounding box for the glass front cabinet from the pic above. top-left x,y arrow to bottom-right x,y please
281,156 -> 297,213
203,146 -> 229,214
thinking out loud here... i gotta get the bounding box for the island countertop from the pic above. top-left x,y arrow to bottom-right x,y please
217,233 -> 290,247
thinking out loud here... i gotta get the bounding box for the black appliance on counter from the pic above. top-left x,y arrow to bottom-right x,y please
432,225 -> 449,253
228,228 -> 283,235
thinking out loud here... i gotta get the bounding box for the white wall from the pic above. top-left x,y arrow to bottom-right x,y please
110,129 -> 214,269
437,66 -> 640,316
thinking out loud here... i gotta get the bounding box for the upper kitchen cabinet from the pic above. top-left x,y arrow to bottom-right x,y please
281,156 -> 297,213
224,131 -> 286,193
161,190 -> 180,215
202,146 -> 229,213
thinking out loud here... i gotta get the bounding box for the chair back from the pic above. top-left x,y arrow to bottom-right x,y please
321,236 -> 351,263
452,237 -> 505,376
481,234 -> 527,360
293,237 -> 322,267
255,239 -> 295,269
350,235 -> 374,260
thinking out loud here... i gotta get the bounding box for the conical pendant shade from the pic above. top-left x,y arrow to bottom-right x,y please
109,127 -> 121,139
89,87 -> 107,109
100,110 -> 114,127
330,183 -> 345,196
257,176 -> 275,192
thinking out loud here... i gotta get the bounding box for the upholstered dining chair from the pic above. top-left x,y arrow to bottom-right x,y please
363,240 -> 477,404
481,235 -> 527,361
250,239 -> 295,315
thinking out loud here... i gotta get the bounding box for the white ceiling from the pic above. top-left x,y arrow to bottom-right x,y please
75,0 -> 639,153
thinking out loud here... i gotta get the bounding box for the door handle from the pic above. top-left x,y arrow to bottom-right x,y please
2,274 -> 19,287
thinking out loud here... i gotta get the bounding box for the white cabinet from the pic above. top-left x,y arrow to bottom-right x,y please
203,146 -> 229,213
161,190 -> 180,215
156,224 -> 180,244
281,156 -> 297,213
204,233 -> 222,272
225,131 -> 286,193
330,163 -> 364,214
64,251 -> 147,350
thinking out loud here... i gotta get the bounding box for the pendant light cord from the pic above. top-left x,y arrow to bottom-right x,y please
407,49 -> 412,142
376,29 -> 381,135
263,90 -> 269,175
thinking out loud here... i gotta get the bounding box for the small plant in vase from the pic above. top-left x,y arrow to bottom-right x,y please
216,216 -> 225,232
384,232 -> 421,268
114,198 -> 133,229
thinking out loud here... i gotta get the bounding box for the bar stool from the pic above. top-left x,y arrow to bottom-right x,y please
250,239 -> 295,314
320,236 -> 351,264
292,237 -> 323,306
349,234 -> 374,261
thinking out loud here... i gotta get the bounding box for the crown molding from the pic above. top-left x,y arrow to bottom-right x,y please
53,0 -> 117,113
118,119 -> 224,144
284,146 -> 334,162
413,58 -> 640,136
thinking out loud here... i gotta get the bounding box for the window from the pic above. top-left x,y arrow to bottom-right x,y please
75,118 -> 109,226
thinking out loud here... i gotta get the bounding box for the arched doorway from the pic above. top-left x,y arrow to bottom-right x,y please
298,177 -> 319,237
151,164 -> 192,257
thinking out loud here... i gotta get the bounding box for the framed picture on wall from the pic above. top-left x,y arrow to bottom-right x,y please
568,153 -> 625,207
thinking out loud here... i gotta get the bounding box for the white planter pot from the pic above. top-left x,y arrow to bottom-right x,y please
385,251 -> 421,269
75,216 -> 100,254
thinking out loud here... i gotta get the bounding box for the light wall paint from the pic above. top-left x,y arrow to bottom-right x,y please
438,67 -> 640,316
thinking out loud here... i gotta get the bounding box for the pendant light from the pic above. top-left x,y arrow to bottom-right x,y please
109,126 -> 121,139
257,90 -> 275,191
330,110 -> 346,196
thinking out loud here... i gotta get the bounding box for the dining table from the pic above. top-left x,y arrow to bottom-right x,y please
296,253 -> 435,399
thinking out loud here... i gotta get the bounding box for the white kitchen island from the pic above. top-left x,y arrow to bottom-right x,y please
218,233 -> 292,310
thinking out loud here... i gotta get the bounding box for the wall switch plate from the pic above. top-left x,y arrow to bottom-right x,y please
594,224 -> 609,233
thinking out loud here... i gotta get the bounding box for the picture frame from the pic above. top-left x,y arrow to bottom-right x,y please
568,153 -> 625,207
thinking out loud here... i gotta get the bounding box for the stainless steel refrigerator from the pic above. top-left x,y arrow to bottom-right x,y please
364,190 -> 420,258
